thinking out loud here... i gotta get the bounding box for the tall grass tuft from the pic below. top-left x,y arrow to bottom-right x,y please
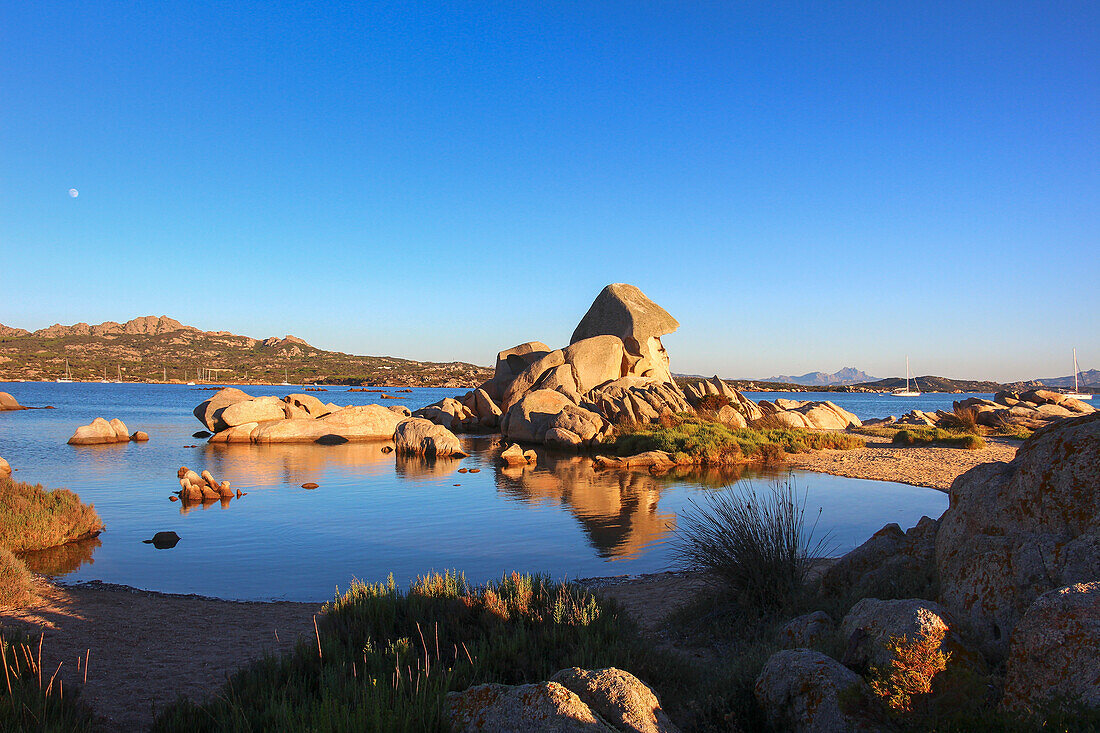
670,478 -> 833,615
0,628 -> 98,731
943,406 -> 980,433
0,477 -> 104,552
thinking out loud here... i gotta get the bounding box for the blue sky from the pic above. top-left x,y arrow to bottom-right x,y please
2,2 -> 1097,382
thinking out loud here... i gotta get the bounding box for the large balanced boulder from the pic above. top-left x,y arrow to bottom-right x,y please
193,387 -> 252,432
68,417 -> 131,445
570,283 -> 679,384
1001,582 -> 1100,714
935,413 -> 1100,658
754,649 -> 883,733
394,418 -> 467,457
250,405 -> 401,443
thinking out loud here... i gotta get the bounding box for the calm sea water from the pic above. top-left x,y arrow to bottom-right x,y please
0,382 -> 950,601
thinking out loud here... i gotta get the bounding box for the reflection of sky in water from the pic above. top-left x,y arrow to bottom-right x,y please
0,383 -> 947,601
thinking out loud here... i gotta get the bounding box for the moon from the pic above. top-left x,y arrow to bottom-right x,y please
68,188 -> 79,198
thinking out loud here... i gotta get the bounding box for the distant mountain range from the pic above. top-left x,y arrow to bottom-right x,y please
0,316 -> 492,387
758,367 -> 880,386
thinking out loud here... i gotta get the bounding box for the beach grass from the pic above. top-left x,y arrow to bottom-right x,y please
0,476 -> 104,553
671,479 -> 833,616
152,571 -> 700,732
0,627 -> 98,731
609,415 -> 864,464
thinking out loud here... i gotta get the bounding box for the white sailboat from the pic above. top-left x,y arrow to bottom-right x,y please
280,369 -> 293,386
101,367 -> 109,383
891,356 -> 920,397
1064,348 -> 1093,400
56,359 -> 73,383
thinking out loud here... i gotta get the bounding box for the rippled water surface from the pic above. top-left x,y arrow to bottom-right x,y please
1,383 -> 950,601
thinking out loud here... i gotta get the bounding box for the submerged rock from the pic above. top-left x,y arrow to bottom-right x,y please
143,531 -> 180,549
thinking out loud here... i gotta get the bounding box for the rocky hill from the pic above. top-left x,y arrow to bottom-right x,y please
0,316 -> 492,387
855,375 -> 1005,393
759,367 -> 879,386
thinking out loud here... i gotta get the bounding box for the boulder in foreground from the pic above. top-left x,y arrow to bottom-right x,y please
1001,582 -> 1100,714
754,649 -> 884,733
935,413 -> 1100,658
447,666 -> 678,732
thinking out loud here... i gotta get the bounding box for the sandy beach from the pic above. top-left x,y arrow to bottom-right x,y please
782,433 -> 1020,491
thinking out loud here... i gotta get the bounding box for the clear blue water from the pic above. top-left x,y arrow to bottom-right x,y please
0,382 -> 949,601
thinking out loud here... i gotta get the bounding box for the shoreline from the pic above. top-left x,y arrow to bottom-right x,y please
782,432 -> 1019,491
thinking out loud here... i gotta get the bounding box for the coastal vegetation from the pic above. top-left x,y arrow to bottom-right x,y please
671,481 -> 832,615
0,476 -> 103,607
608,414 -> 864,464
0,477 -> 104,552
152,572 -> 703,731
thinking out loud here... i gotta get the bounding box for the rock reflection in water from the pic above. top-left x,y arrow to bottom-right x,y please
395,453 -> 464,481
494,447 -> 790,559
202,440 -> 397,488
18,536 -> 101,576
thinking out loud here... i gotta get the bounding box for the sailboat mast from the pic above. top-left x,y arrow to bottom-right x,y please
1075,348 -> 1080,394
905,355 -> 910,393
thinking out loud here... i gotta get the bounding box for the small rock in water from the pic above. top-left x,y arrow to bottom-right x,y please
169,495 -> 179,502
469,468 -> 481,473
453,483 -> 461,486
143,531 -> 181,549
380,445 -> 393,454
458,468 -> 468,473
131,431 -> 150,442
193,431 -> 211,438
302,482 -> 319,489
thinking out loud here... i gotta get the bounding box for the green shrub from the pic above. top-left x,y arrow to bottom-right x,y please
0,627 -> 98,731
609,417 -> 863,464
152,572 -> 696,732
891,428 -> 985,450
670,479 -> 832,616
0,476 -> 103,552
